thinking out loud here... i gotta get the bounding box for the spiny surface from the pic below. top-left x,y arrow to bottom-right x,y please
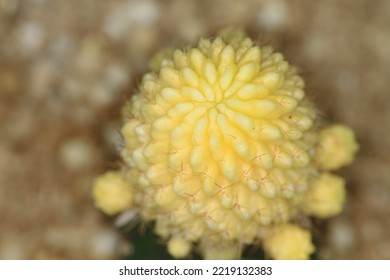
121,31 -> 317,246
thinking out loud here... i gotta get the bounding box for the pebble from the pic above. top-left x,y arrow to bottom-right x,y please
87,227 -> 131,259
328,218 -> 356,253
257,0 -> 289,32
123,0 -> 159,25
104,64 -> 130,92
16,21 -> 45,55
103,0 -> 159,40
59,138 -> 95,171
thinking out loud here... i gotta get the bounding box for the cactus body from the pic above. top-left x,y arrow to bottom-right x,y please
93,29 -> 358,259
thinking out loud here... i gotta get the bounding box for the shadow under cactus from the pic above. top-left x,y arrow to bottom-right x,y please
125,225 -> 272,260
124,224 -> 320,260
127,228 -> 174,260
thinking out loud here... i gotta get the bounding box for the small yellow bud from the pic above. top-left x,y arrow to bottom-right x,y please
303,173 -> 346,218
316,125 -> 359,170
263,224 -> 314,260
167,237 -> 192,259
92,171 -> 134,215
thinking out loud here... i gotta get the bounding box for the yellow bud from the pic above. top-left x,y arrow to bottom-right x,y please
263,224 -> 314,260
167,237 -> 192,259
303,173 -> 346,218
92,171 -> 134,216
316,125 -> 359,170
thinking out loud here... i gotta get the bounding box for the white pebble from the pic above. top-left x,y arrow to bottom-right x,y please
104,0 -> 159,40
88,228 -> 130,259
59,138 -> 95,171
257,0 -> 289,32
124,0 -> 159,25
328,218 -> 356,253
16,21 -> 45,55
87,85 -> 118,108
104,64 -> 130,91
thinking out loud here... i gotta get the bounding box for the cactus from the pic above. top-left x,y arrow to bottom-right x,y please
92,28 -> 358,260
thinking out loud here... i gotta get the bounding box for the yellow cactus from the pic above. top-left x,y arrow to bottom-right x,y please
92,28 -> 358,259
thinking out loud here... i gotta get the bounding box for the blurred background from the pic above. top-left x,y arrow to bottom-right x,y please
0,0 -> 389,259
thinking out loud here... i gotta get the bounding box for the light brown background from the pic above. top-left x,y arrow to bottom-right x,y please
0,0 -> 389,259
